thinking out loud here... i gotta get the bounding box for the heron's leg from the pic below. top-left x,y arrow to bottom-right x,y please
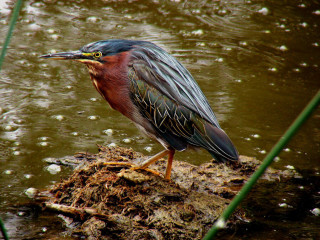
164,149 -> 175,180
138,149 -> 170,169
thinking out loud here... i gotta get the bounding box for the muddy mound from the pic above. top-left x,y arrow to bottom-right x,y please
41,146 -> 297,239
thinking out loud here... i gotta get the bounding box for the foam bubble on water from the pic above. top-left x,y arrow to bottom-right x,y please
86,16 -> 101,23
279,203 -> 288,208
52,115 -> 65,121
103,129 -> 113,136
47,28 -> 55,34
215,218 -> 226,228
28,23 -> 41,31
313,10 -> 320,15
47,164 -> 61,174
122,138 -> 132,143
49,49 -> 57,54
286,165 -> 295,170
13,151 -> 21,156
218,9 -> 227,15
191,29 -> 204,36
252,134 -> 260,138
268,67 -> 277,72
38,142 -> 49,147
25,187 -> 37,198
258,7 -> 269,15
124,14 -> 132,19
299,22 -> 308,28
17,211 -> 26,216
4,170 -> 13,175
310,208 -> 320,216
50,34 -> 60,41
0,19 -> 8,25
196,42 -> 206,47
191,9 -> 201,14
24,174 -> 33,179
40,63 -> 49,68
239,41 -> 248,46
4,125 -> 17,131
274,156 -> 280,162
279,45 -> 288,51
144,146 -> 152,152
38,136 -> 49,141
108,143 -> 117,148
88,115 -> 99,120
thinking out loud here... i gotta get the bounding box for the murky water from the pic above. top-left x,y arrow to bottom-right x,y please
0,0 -> 319,239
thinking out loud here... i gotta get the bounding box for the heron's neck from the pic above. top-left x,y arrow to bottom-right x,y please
87,52 -> 135,118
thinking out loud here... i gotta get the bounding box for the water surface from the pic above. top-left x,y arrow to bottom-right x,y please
0,0 -> 319,239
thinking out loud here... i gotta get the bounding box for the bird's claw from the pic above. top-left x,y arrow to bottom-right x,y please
102,161 -> 161,177
130,166 -> 162,177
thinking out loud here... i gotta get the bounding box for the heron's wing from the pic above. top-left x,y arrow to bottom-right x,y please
129,42 -> 220,128
128,66 -> 238,161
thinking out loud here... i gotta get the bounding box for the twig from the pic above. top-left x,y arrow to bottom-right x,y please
45,202 -> 98,215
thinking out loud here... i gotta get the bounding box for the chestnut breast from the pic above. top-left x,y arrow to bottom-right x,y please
87,51 -> 136,119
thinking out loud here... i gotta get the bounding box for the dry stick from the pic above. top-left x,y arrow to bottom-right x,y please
44,202 -> 110,219
45,202 -> 97,215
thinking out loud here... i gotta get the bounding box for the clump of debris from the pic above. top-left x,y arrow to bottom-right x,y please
39,146 -> 298,240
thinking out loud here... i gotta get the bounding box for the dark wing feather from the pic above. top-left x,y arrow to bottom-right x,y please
128,67 -> 238,161
130,42 -> 221,128
129,69 -> 189,151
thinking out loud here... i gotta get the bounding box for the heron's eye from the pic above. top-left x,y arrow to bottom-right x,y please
94,51 -> 102,58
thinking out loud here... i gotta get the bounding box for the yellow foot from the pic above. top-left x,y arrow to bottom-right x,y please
130,166 -> 162,177
103,162 -> 161,177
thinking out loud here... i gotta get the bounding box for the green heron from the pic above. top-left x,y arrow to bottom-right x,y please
41,39 -> 238,180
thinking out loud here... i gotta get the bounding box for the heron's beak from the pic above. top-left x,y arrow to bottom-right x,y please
40,50 -> 85,60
